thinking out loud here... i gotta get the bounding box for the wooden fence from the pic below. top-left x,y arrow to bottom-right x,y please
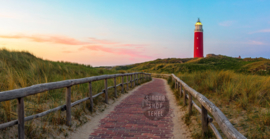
0,72 -> 151,139
152,73 -> 246,139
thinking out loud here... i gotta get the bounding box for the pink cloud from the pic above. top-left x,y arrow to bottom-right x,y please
119,44 -> 146,47
257,29 -> 270,33
62,50 -> 75,53
0,34 -> 147,48
0,14 -> 12,18
89,37 -> 119,45
135,46 -> 144,49
249,29 -> 270,34
248,40 -> 264,45
79,45 -> 152,59
0,13 -> 18,19
0,34 -> 89,45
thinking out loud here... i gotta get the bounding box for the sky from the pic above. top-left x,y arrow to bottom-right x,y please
0,0 -> 270,66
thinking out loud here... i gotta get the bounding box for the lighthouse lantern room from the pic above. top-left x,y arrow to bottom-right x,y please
194,18 -> 203,58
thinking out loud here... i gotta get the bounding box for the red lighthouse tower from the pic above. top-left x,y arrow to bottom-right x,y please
194,18 -> 203,58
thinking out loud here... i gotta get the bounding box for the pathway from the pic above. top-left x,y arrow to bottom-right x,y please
69,78 -> 191,139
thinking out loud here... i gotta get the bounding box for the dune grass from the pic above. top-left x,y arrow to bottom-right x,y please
115,55 -> 270,76
0,49 -> 149,139
173,70 -> 270,138
115,55 -> 270,138
114,55 -> 270,138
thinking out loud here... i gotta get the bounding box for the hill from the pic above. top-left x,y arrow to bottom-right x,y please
114,55 -> 270,75
114,55 -> 270,138
0,48 -> 117,90
0,49 -> 120,138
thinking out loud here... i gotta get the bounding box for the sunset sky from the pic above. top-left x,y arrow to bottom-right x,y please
1,0 -> 270,66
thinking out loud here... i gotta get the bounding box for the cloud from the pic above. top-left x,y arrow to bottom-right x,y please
0,14 -> 12,18
88,37 -> 118,45
118,44 -> 146,47
0,34 -> 89,45
218,21 -> 235,26
79,45 -> 152,59
62,50 -> 75,53
0,43 -> 6,47
249,29 -> 270,34
248,40 -> 265,45
0,13 -> 18,19
0,34 -> 147,48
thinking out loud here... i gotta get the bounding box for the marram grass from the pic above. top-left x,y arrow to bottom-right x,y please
175,70 -> 270,138
0,49 -> 147,139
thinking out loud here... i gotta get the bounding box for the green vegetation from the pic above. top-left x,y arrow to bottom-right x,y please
166,75 -> 215,139
0,49 -> 148,139
1,48 -> 269,138
177,71 -> 270,138
115,55 -> 270,76
116,55 -> 270,138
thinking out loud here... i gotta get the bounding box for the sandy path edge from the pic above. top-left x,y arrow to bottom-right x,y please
162,78 -> 192,139
67,79 -> 155,139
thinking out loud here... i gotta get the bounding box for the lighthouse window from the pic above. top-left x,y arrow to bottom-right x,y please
197,37 -> 198,39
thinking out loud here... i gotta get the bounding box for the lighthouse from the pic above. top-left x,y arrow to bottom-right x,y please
194,18 -> 203,58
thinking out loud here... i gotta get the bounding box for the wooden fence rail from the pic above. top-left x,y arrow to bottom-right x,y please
0,72 -> 152,139
152,73 -> 246,139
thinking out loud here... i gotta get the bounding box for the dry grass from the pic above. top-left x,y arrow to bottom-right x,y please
0,49 -> 150,138
185,58 -> 203,64
0,75 -> 149,139
172,70 -> 270,138
167,77 -> 215,139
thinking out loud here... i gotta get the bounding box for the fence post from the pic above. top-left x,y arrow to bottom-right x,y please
202,105 -> 209,138
179,83 -> 182,98
104,79 -> 108,104
145,74 -> 147,81
126,75 -> 129,91
121,75 -> 124,93
130,75 -> 133,88
183,88 -> 187,106
17,97 -> 25,139
177,81 -> 179,91
132,74 -> 134,87
175,80 -> 177,89
134,74 -> 136,85
130,74 -> 132,88
188,92 -> 193,116
66,86 -> 71,126
136,74 -> 138,85
88,82 -> 93,112
139,73 -> 142,84
114,76 -> 117,98
133,74 -> 136,87
138,74 -> 140,84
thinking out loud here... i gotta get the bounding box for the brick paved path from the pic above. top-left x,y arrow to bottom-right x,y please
89,78 -> 174,139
